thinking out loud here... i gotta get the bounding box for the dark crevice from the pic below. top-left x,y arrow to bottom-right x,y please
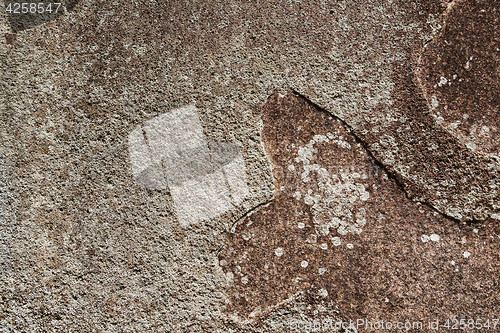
225,85 -> 474,244
220,197 -> 275,251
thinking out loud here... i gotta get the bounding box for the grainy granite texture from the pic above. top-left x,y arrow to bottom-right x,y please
0,0 -> 499,331
221,92 -> 500,326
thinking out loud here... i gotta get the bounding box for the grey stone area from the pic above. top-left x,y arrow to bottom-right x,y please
128,105 -> 250,227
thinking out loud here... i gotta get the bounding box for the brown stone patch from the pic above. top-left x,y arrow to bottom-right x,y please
363,57 -> 500,222
219,92 -> 500,325
417,0 -> 500,155
4,33 -> 16,45
5,0 -> 65,32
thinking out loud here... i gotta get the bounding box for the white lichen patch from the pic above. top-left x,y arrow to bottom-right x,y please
301,260 -> 308,268
275,247 -> 284,257
372,135 -> 399,166
431,95 -> 439,109
318,289 -> 328,298
463,251 -> 471,258
429,234 -> 440,242
422,234 -> 440,243
226,272 -> 234,284
318,268 -> 326,275
438,76 -> 448,87
293,135 -> 370,245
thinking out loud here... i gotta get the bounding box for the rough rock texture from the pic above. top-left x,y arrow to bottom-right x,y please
0,0 -> 499,331
220,92 -> 500,325
412,0 -> 500,220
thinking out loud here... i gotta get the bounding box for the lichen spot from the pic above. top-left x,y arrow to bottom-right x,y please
318,289 -> 328,298
431,95 -> 439,109
430,234 -> 440,242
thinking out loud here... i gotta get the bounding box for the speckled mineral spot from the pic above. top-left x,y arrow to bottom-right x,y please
318,289 -> 328,298
294,135 -> 370,240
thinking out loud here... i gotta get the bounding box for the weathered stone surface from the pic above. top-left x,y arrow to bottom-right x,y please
1,0 -> 499,331
221,92 -> 500,325
417,0 -> 500,156
408,0 -> 500,221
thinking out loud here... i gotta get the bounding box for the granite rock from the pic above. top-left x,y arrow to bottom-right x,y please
1,0 -> 499,331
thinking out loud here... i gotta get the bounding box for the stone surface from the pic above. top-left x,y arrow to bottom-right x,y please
221,92 -> 500,325
1,0 -> 499,331
1,0 -> 495,223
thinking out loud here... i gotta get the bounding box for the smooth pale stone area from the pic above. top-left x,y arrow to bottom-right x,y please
144,104 -> 208,165
170,170 -> 233,227
209,141 -> 250,204
209,141 -> 241,169
128,126 -> 167,190
135,164 -> 167,190
162,145 -> 214,186
223,154 -> 249,205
